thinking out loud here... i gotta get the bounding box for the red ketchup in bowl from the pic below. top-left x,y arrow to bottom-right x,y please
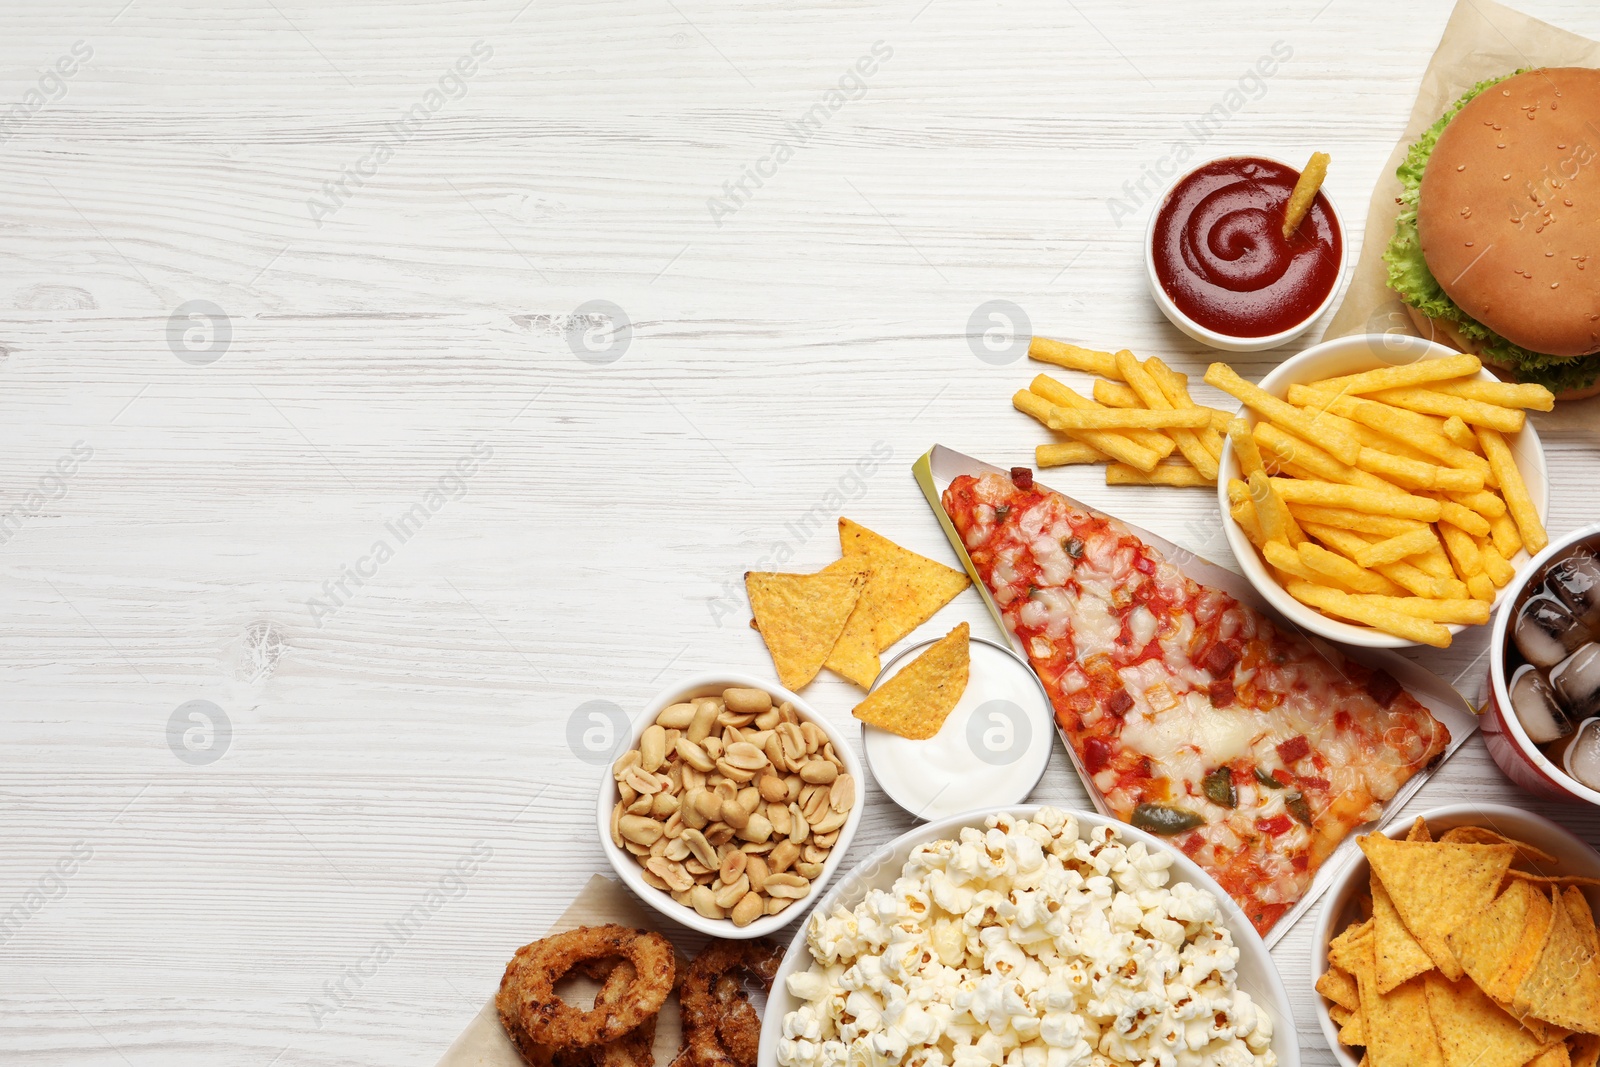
1152,157 -> 1341,338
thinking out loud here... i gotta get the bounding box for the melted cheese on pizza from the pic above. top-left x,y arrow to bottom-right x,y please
943,472 -> 1451,933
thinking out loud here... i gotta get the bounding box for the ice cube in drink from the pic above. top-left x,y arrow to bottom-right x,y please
1514,593 -> 1589,668
1510,663 -> 1573,744
1550,643 -> 1600,722
1545,550 -> 1600,632
1563,718 -> 1600,792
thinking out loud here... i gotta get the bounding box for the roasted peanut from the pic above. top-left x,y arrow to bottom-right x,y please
799,759 -> 837,785
640,724 -> 668,773
731,891 -> 764,927
686,699 -> 721,743
713,874 -> 750,909
656,702 -> 697,729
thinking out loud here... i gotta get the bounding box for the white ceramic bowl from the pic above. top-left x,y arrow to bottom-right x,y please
1217,333 -> 1549,648
758,805 -> 1299,1067
1310,803 -> 1600,1066
1144,154 -> 1348,353
595,671 -> 865,940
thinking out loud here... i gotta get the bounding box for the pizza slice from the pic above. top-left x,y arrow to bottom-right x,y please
942,470 -> 1451,934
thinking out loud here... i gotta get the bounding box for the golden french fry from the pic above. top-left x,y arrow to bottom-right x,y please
1412,543 -> 1456,579
1269,478 -> 1442,522
1355,447 -> 1466,491
1481,542 -> 1515,588
1355,527 -> 1441,569
1227,419 -> 1266,480
1437,522 -> 1482,580
1313,353 -> 1482,395
1476,426 -> 1546,553
1446,488 -> 1507,520
1249,471 -> 1303,546
1015,384 -> 1163,472
1093,380 -> 1142,408
1283,580 -> 1454,647
1435,498 -> 1491,538
1035,441 -> 1107,467
1143,355 -> 1234,461
1205,363 -> 1360,464
1468,572 -> 1496,602
1349,594 -> 1490,626
1047,407 -> 1212,431
1287,504 -> 1426,538
1299,541 -> 1406,595
1282,151 -> 1330,238
1027,337 -> 1120,379
1116,350 -> 1219,479
1252,424 -> 1412,505
1286,385 -> 1490,476
1106,462 -> 1212,487
1429,378 -> 1555,411
1265,540 -> 1358,590
1301,522 -> 1468,599
1442,415 -> 1480,451
1368,386 -> 1525,432
1490,512 -> 1522,559
1031,375 -> 1177,458
1230,501 -> 1265,546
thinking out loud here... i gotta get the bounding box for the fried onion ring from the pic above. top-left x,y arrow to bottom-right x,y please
680,940 -> 783,1067
497,925 -> 675,1052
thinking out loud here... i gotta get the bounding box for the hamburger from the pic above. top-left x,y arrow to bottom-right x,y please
1384,67 -> 1600,399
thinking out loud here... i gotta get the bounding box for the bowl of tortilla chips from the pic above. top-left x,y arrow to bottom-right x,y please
1311,804 -> 1600,1067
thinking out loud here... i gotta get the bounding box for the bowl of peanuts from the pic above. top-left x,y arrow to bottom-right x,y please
597,672 -> 865,938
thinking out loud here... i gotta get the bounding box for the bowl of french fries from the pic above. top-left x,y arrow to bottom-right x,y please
1214,334 -> 1550,649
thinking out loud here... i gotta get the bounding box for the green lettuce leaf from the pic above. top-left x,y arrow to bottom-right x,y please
1382,71 -> 1599,394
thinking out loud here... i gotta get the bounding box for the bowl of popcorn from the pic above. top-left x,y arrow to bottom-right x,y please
597,672 -> 864,939
760,806 -> 1295,1067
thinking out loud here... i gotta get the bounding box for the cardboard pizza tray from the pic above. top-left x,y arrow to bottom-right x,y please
912,444 -> 1479,947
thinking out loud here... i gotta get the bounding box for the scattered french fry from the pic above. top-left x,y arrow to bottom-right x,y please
1106,463 -> 1212,488
1282,151 -> 1330,239
1228,419 -> 1266,480
1035,441 -> 1107,467
1355,527 -> 1441,569
1476,426 -> 1547,553
1014,385 -> 1164,472
1028,337 -> 1119,379
1314,353 -> 1481,395
1046,406 -> 1212,432
1205,363 -> 1361,464
1093,380 -> 1142,408
1117,350 -> 1219,480
1030,375 -> 1177,459
1283,580 -> 1454,647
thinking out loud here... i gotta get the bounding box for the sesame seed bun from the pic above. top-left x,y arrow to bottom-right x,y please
1417,67 -> 1600,360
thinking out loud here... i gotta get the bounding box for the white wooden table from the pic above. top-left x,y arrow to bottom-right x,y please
3,1 -> 1599,1063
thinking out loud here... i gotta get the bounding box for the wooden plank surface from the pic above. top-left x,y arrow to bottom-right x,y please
2,1 -> 1599,1063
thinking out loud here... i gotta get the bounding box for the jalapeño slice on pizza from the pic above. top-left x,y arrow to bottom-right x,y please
942,471 -> 1450,934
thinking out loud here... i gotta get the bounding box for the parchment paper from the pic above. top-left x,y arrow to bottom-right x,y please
434,875 -> 686,1067
1325,0 -> 1600,422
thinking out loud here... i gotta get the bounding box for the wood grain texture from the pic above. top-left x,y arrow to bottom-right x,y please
2,1 -> 1599,1064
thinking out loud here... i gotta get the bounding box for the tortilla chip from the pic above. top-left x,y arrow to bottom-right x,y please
1531,1044 -> 1574,1067
1509,871 -> 1600,889
746,562 -> 868,691
1340,1006 -> 1367,1047
824,519 -> 970,688
1355,933 -> 1443,1067
1360,834 -> 1515,981
1565,887 -> 1599,957
1330,1003 -> 1352,1025
1374,870 -> 1436,993
1450,879 -> 1549,1003
1424,971 -> 1556,1067
1516,888 -> 1600,1035
851,622 -> 970,740
1440,825 -> 1559,868
1318,966 -> 1361,1012
1571,1034 -> 1600,1067
1330,919 -> 1375,974
1407,817 -> 1433,843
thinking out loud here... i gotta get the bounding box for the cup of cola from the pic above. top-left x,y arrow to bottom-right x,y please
1485,520 -> 1600,804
